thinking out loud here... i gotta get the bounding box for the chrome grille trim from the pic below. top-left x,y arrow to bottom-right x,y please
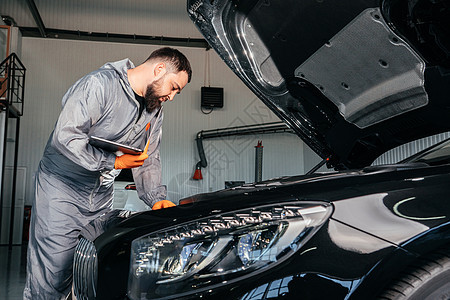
73,237 -> 98,300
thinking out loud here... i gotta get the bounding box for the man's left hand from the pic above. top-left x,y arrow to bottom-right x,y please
152,200 -> 176,210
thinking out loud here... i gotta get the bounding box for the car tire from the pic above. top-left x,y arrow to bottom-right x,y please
378,246 -> 450,300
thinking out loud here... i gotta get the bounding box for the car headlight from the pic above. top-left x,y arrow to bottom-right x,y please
128,201 -> 332,299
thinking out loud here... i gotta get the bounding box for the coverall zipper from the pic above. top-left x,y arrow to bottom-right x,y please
89,176 -> 102,210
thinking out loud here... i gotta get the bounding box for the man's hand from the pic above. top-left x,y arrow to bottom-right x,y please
152,200 -> 176,210
114,140 -> 150,169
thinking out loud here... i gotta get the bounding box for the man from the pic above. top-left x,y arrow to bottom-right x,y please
23,47 -> 192,299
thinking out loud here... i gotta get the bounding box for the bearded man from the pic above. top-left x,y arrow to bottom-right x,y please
23,47 -> 192,300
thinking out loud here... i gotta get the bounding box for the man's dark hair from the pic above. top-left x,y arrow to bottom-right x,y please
145,47 -> 192,83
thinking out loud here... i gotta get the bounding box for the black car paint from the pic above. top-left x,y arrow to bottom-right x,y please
86,163 -> 450,299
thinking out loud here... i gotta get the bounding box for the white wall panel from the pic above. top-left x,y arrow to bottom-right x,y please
0,0 -> 202,38
373,132 -> 450,165
18,37 -> 306,206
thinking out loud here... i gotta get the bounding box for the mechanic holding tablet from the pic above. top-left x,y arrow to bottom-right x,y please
23,47 -> 192,300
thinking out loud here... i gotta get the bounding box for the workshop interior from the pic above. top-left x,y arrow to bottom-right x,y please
1,0 -> 450,299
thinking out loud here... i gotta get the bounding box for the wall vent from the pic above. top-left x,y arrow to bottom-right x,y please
201,87 -> 223,108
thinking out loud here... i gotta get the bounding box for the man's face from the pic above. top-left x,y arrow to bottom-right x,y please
144,70 -> 189,112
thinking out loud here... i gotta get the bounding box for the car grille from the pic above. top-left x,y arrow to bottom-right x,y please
73,237 -> 98,300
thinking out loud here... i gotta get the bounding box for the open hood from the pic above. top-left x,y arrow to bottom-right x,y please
187,0 -> 450,169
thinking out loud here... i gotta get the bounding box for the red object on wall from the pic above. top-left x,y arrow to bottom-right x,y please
193,166 -> 203,180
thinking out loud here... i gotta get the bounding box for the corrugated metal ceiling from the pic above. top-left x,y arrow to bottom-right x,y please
0,0 -> 205,46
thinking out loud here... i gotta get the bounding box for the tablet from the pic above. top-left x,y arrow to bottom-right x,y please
89,136 -> 143,155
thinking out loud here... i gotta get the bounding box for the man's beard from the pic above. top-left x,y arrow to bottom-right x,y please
144,84 -> 163,112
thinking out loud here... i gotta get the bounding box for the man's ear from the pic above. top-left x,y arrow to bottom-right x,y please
154,62 -> 166,78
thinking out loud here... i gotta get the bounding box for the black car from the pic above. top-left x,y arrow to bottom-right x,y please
73,0 -> 450,299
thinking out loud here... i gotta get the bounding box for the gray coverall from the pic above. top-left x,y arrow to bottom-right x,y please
23,59 -> 166,299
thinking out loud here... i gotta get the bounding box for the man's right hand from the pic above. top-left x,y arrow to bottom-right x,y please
114,140 -> 150,169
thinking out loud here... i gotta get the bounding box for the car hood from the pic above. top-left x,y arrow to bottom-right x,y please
187,0 -> 450,169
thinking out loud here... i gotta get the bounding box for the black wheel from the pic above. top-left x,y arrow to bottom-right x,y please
378,246 -> 450,300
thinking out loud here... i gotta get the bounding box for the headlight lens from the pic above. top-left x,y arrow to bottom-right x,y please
128,202 -> 332,299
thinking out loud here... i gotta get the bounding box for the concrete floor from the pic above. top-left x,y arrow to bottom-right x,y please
0,245 -> 27,300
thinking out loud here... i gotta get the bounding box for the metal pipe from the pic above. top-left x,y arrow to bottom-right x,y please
306,158 -> 328,175
8,117 -> 19,247
9,57 -> 22,246
199,122 -> 291,139
0,60 -> 11,244
0,109 -> 7,244
255,141 -> 263,182
25,0 -> 46,37
195,134 -> 207,168
19,27 -> 210,49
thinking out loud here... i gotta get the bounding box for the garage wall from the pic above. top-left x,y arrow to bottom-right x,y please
17,37 -> 305,205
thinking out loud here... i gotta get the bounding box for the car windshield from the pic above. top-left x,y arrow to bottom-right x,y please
307,136 -> 450,174
401,138 -> 450,166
